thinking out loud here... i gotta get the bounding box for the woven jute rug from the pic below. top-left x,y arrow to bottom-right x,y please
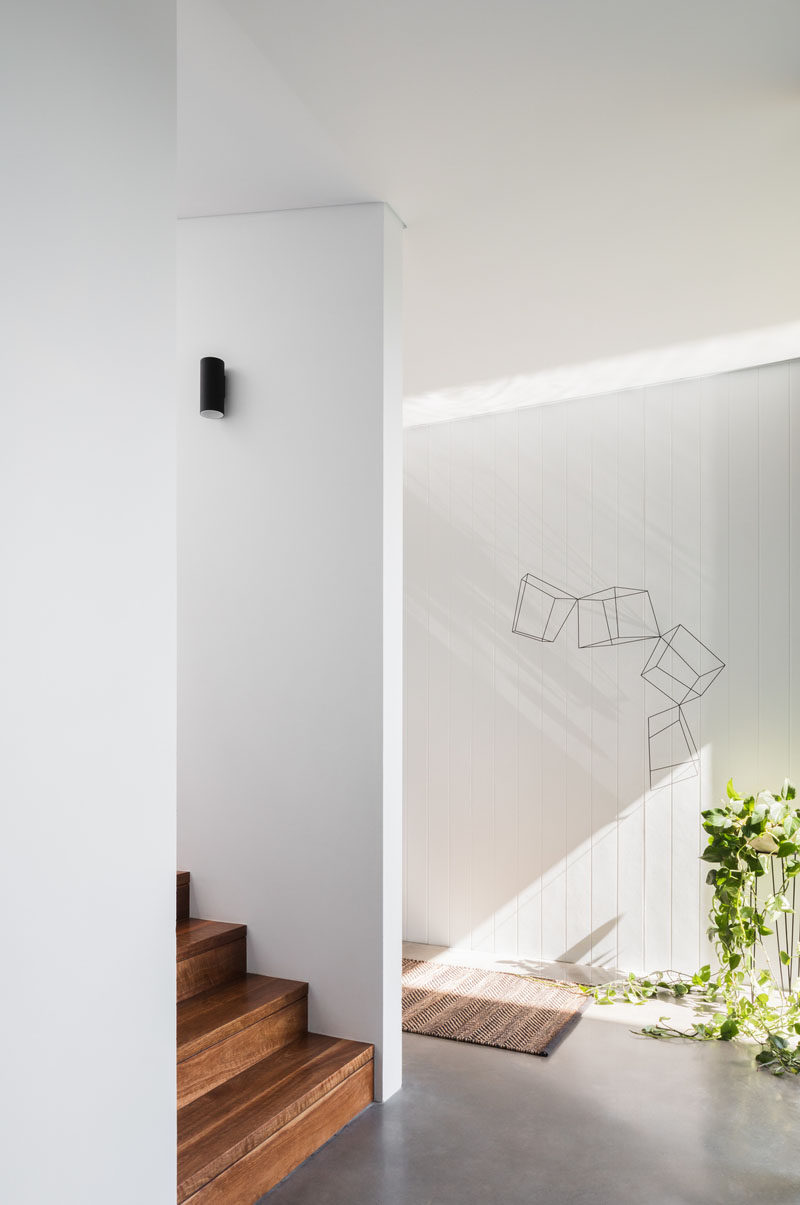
402,958 -> 588,1056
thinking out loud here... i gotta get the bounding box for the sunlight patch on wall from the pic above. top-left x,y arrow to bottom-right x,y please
404,321 -> 800,427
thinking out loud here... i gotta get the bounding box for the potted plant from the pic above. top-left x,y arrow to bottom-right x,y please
588,779 -> 800,1075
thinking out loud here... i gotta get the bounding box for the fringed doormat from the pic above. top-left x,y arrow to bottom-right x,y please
402,958 -> 588,1056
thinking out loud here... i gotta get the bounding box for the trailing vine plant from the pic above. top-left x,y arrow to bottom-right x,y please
586,778 -> 800,1075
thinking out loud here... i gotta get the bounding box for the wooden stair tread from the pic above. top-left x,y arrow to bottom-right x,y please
177,871 -> 190,886
177,918 -> 247,962
178,973 -> 308,1062
177,1032 -> 373,1200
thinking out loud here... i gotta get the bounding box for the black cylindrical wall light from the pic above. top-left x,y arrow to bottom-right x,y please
200,357 -> 226,419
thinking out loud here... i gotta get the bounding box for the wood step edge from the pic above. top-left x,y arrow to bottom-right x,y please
177,871 -> 190,886
178,974 -> 309,1063
177,1036 -> 374,1200
177,996 -> 309,1110
177,919 -> 247,962
178,1059 -> 373,1204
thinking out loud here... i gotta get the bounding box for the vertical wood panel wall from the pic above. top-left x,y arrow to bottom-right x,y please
404,360 -> 800,973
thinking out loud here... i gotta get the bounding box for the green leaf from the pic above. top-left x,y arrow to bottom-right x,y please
727,778 -> 741,800
780,950 -> 792,966
777,842 -> 797,858
703,810 -> 734,831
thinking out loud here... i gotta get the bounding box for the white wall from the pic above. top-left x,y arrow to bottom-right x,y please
178,203 -> 403,1100
0,5 -> 176,1203
405,360 -> 800,976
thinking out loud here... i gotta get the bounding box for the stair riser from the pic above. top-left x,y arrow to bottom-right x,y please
180,1060 -> 374,1204
178,999 -> 308,1108
177,879 -> 190,923
178,939 -> 247,1003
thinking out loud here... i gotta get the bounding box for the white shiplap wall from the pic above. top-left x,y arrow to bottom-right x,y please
404,360 -> 800,974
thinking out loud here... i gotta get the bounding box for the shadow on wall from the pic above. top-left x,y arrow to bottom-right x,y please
555,918 -> 621,966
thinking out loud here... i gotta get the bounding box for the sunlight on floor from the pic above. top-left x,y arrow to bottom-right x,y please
403,940 -> 704,1029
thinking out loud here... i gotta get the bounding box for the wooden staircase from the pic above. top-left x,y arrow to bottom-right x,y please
176,872 -> 374,1203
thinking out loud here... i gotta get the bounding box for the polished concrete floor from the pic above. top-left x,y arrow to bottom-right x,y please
262,951 -> 800,1205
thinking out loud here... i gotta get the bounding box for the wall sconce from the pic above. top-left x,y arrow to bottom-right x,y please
200,357 -> 226,419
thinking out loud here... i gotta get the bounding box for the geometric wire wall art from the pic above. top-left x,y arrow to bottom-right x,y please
512,574 -> 726,790
513,574 -> 576,643
641,625 -> 724,705
648,707 -> 699,785
577,587 -> 660,648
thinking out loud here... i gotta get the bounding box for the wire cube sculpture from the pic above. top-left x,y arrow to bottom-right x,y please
577,586 -> 660,648
512,573 -> 725,791
641,624 -> 725,705
512,574 -> 576,643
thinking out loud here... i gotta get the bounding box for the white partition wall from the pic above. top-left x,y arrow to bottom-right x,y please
178,203 -> 403,1100
0,4 -> 176,1202
404,361 -> 800,976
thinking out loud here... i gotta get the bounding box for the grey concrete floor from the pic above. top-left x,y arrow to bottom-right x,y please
262,994 -> 800,1205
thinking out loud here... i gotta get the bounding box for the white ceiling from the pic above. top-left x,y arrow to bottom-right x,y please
179,0 -> 800,416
